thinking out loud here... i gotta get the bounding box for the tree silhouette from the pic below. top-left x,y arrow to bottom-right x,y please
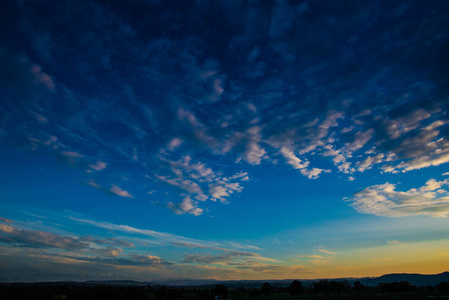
261,282 -> 273,296
437,281 -> 449,292
212,284 -> 228,298
313,279 -> 330,295
249,287 -> 261,298
288,280 -> 305,297
329,280 -> 346,295
353,281 -> 365,296
379,281 -> 415,293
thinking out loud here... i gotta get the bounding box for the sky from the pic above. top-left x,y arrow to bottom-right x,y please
1,0 -> 449,283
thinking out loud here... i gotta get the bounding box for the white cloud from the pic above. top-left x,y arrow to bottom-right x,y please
209,181 -> 243,202
280,147 -> 329,179
244,126 -> 266,165
380,117 -> 449,173
110,185 -> 134,198
345,128 -> 374,152
420,179 -> 444,192
357,153 -> 385,172
156,156 -> 248,214
89,160 -> 107,171
338,161 -> 354,174
168,197 -> 204,216
383,108 -> 431,139
349,180 -> 449,217
300,167 -> 330,179
30,64 -> 55,90
280,147 -> 309,169
168,137 -> 183,151
245,141 -> 266,165
395,148 -> 449,172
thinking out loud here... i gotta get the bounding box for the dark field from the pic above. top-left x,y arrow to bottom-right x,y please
2,280 -> 449,300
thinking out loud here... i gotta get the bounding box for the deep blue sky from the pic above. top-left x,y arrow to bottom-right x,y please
1,0 -> 449,282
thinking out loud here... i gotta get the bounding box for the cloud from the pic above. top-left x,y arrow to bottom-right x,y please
280,147 -> 309,169
58,151 -> 84,165
3,0 -> 449,232
299,255 -> 325,259
89,160 -> 107,171
86,180 -> 133,198
0,223 -> 89,250
182,251 -> 262,265
167,197 -> 204,216
30,64 -> 55,90
383,109 -> 431,140
0,221 -> 139,263
181,250 -> 294,277
301,168 -> 331,180
80,236 -> 135,248
54,252 -> 172,267
71,217 -> 260,251
156,156 -> 248,215
110,185 -> 134,198
387,240 -> 401,245
345,129 -> 374,152
357,153 -> 385,172
377,116 -> 449,173
280,147 -> 330,179
91,246 -> 124,258
298,248 -> 338,265
317,249 -> 338,255
167,137 -> 183,151
108,254 -> 171,266
349,179 -> 449,217
177,109 -> 219,150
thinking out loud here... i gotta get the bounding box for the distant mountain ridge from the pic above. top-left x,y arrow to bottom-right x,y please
361,272 -> 449,287
150,272 -> 449,287
5,271 -> 448,287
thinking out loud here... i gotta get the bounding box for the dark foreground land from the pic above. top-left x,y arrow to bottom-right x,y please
2,280 -> 449,300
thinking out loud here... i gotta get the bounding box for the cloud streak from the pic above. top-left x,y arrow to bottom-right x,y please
71,217 -> 261,251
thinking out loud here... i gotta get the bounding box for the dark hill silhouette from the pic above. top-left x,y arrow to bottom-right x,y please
3,271 -> 448,287
361,272 -> 449,286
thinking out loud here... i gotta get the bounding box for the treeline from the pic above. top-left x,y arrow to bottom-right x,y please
2,280 -> 449,299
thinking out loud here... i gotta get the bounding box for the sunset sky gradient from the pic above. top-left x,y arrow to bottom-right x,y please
1,0 -> 449,282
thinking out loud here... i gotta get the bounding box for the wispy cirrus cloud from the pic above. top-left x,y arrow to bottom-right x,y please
0,223 -> 89,250
74,254 -> 172,267
0,220 -> 133,260
71,217 -> 261,251
0,217 -> 172,272
298,248 -> 338,265
86,180 -> 133,198
182,250 -> 277,265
